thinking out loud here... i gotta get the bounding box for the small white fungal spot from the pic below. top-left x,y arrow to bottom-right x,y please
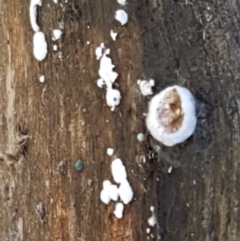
111,158 -> 127,184
114,202 -> 124,219
100,189 -> 111,204
52,29 -> 63,41
107,183 -> 119,201
110,30 -> 118,41
118,179 -> 134,204
115,10 -> 128,26
148,215 -> 157,227
53,44 -> 58,51
117,0 -> 127,5
148,206 -> 157,227
53,0 -> 58,3
100,180 -> 119,203
33,32 -> 48,61
138,79 -> 155,96
146,85 -> 197,146
107,148 -> 114,156
137,133 -> 145,142
58,51 -> 63,61
146,228 -> 151,234
29,0 -> 42,32
87,41 -> 90,45
106,87 -> 121,111
168,166 -> 173,174
97,79 -> 105,88
95,46 -> 103,60
39,75 -> 45,83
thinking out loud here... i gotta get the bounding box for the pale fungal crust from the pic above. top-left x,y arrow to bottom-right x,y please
118,179 -> 133,204
115,10 -> 128,25
100,180 -> 119,204
110,30 -> 118,41
107,148 -> 114,156
33,32 -> 48,61
95,44 -> 121,111
138,79 -> 155,96
29,0 -> 42,32
117,0 -> 127,6
52,29 -> 63,41
39,75 -> 45,83
146,85 -> 197,146
111,158 -> 127,184
114,203 -> 124,219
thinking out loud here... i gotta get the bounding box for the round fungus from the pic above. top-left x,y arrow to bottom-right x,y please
75,159 -> 84,171
146,85 -> 197,146
137,133 -> 145,142
87,179 -> 93,186
115,10 -> 128,26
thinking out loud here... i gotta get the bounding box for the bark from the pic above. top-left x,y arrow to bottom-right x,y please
1,0 -> 240,241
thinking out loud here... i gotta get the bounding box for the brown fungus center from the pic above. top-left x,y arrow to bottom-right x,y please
158,88 -> 184,133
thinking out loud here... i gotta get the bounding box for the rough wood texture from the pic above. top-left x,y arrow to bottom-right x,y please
1,0 -> 240,241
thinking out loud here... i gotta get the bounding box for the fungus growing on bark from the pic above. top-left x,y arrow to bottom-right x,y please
33,32 -> 48,61
146,85 -> 197,146
29,0 -> 42,32
114,203 -> 124,219
115,10 -> 128,25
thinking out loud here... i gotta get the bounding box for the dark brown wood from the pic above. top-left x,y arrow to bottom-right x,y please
1,0 -> 240,241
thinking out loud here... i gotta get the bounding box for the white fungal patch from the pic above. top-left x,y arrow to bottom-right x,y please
96,45 -> 121,110
52,29 -> 63,41
107,148 -> 114,156
114,203 -> 124,219
100,180 -> 119,204
148,215 -> 157,227
100,188 -> 111,204
95,47 -> 103,60
33,32 -> 48,61
117,0 -> 127,5
110,30 -> 118,41
111,158 -> 127,184
118,179 -> 133,204
106,87 -> 122,111
146,85 -> 197,146
100,158 -> 134,219
97,79 -> 105,88
138,79 -> 155,96
53,0 -> 58,3
115,10 -> 128,25
39,75 -> 45,83
29,0 -> 42,32
148,206 -> 157,227
53,44 -> 58,51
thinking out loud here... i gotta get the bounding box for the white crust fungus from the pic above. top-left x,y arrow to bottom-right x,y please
118,179 -> 133,204
114,203 -> 124,219
138,79 -> 155,96
29,0 -> 42,32
95,44 -> 121,111
107,148 -> 114,156
117,0 -> 127,6
33,32 -> 48,61
52,29 -> 63,41
110,30 -> 118,41
100,180 -> 119,204
111,158 -> 127,184
146,85 -> 197,146
115,10 -> 128,25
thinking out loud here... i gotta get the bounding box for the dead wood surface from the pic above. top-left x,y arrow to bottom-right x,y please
1,1 -> 240,241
